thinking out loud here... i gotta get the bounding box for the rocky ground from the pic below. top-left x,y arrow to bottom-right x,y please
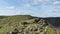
18,19 -> 48,34
8,19 -> 54,34
7,18 -> 60,34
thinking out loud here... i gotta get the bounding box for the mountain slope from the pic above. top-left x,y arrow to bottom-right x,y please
0,15 -> 60,34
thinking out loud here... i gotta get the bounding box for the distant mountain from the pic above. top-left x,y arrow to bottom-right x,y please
38,17 -> 60,31
0,16 -> 9,19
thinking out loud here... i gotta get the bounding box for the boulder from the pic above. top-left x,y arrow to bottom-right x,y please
21,22 -> 29,25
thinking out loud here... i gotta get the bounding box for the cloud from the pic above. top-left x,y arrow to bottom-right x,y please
53,1 -> 60,5
16,11 -> 30,15
33,0 -> 49,4
0,6 -> 17,15
24,4 -> 31,8
53,8 -> 60,12
34,0 -> 48,2
6,6 -> 16,10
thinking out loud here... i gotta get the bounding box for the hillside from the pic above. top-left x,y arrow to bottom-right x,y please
0,15 -> 60,34
37,17 -> 60,31
0,15 -> 36,34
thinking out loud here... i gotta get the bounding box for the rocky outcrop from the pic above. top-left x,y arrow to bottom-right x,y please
18,19 -> 49,34
7,17 -> 60,34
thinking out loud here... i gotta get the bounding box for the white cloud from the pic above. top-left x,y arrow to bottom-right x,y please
33,0 -> 49,4
16,11 -> 30,15
6,6 -> 16,10
23,4 -> 32,9
53,1 -> 60,5
0,6 -> 17,15
24,4 -> 31,8
53,8 -> 60,12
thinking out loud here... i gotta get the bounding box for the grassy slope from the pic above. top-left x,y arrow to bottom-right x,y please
0,15 -> 35,34
0,15 -> 60,34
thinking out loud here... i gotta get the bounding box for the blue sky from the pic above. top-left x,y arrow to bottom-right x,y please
0,0 -> 60,17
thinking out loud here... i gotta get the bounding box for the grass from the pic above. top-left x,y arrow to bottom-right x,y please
0,15 -> 60,34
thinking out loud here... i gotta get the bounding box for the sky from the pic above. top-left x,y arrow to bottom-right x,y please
0,0 -> 60,17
